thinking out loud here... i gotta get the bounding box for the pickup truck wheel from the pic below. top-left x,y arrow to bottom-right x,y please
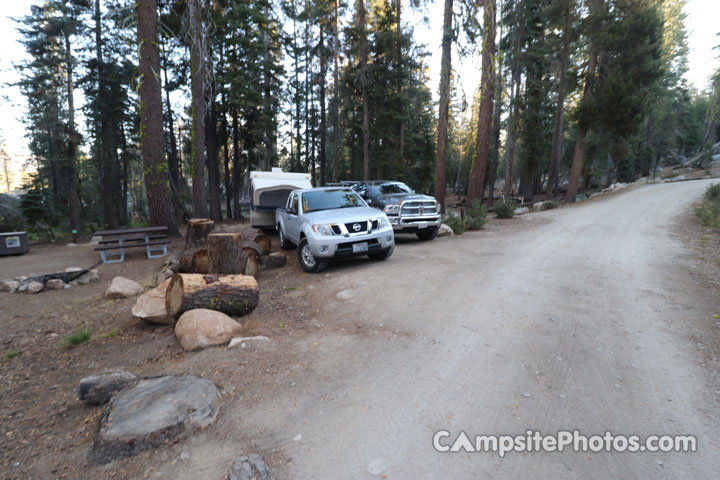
416,227 -> 439,241
297,238 -> 327,273
278,225 -> 293,250
368,244 -> 394,261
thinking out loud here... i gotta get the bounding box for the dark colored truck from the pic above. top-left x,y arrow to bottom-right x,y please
342,180 -> 442,241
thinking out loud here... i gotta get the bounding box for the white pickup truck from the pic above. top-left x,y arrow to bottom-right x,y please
275,187 -> 395,272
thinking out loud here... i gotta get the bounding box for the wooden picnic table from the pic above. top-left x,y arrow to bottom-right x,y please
94,226 -> 170,264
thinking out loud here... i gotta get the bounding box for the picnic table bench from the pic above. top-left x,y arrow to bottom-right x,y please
93,226 -> 170,264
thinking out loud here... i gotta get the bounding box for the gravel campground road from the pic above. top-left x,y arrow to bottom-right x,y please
167,180 -> 720,479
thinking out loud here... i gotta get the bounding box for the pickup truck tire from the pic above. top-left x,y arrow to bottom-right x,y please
277,225 -> 293,250
297,237 -> 328,273
416,227 -> 439,241
368,244 -> 394,261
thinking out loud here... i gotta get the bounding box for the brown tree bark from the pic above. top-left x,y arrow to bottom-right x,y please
206,105 -> 223,220
567,0 -> 602,203
188,0 -> 208,218
185,218 -> 215,248
207,233 -> 244,274
331,0 -> 341,182
358,0 -> 370,180
546,2 -> 571,200
136,0 -> 179,235
63,28 -> 81,239
433,0 -> 453,213
179,248 -> 209,274
178,274 -> 259,316
319,23 -> 327,186
487,34 -> 504,208
467,0 -> 496,204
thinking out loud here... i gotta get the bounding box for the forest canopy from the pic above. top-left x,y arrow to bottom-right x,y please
3,0 -> 719,236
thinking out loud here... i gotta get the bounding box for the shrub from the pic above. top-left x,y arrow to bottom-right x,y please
493,201 -> 515,219
696,183 -> 720,229
443,212 -> 466,234
63,328 -> 92,348
541,201 -> 557,211
4,350 -> 19,360
465,200 -> 488,230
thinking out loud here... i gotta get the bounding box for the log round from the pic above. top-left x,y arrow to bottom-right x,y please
179,274 -> 259,316
179,248 -> 209,274
208,233 -> 243,274
184,218 -> 215,248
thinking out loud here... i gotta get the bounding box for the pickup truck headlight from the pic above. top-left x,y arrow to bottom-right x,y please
311,224 -> 335,236
377,216 -> 390,229
383,204 -> 400,215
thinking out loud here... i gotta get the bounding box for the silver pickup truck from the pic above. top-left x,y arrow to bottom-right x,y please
276,187 -> 395,272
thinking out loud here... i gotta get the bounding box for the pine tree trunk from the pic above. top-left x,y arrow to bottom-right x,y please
546,3 -> 571,200
358,0 -> 371,180
188,0 -> 208,218
136,0 -> 179,235
331,0 -> 341,182
206,105 -> 223,220
231,108 -> 241,219
487,36 -> 504,208
319,23 -> 327,186
567,0 -> 602,203
433,0 -> 453,212
467,0 -> 496,204
63,29 -> 80,239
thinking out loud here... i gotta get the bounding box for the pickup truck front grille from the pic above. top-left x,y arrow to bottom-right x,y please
345,221 -> 369,233
401,200 -> 438,216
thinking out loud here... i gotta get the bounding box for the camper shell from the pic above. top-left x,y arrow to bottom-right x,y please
250,168 -> 313,228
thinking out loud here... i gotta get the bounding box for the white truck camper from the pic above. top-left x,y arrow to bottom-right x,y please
250,168 -> 313,228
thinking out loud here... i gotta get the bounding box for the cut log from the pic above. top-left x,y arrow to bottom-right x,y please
131,275 -> 183,324
165,274 -> 184,319
263,252 -> 287,270
224,226 -> 271,255
179,248 -> 208,274
243,253 -> 260,277
208,232 -> 243,274
179,274 -> 259,316
184,218 -> 215,248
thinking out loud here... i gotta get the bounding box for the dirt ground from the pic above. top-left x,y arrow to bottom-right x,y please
1,180 -> 719,479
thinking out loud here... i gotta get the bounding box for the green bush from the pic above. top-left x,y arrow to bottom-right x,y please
541,201 -> 557,211
465,200 -> 488,230
443,212 -> 466,234
696,183 -> 720,229
493,201 -> 515,219
63,328 -> 92,348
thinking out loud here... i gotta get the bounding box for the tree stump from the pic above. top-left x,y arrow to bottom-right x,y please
208,233 -> 244,274
185,218 -> 215,248
263,252 -> 287,270
179,274 -> 259,316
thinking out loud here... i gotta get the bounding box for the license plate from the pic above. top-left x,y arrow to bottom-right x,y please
418,222 -> 428,229
352,242 -> 368,253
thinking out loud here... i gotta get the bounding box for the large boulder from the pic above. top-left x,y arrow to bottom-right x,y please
105,276 -> 145,299
78,370 -> 137,406
175,309 -> 242,351
229,454 -> 271,480
132,278 -> 174,324
88,375 -> 221,464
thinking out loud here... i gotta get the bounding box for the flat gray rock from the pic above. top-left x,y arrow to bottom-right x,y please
229,454 -> 271,480
78,370 -> 137,406
89,375 -> 221,464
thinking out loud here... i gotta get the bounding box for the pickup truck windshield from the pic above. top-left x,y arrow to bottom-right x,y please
369,183 -> 414,195
302,190 -> 365,213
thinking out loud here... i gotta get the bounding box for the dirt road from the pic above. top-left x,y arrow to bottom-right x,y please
205,179 -> 718,479
5,180 -> 716,479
